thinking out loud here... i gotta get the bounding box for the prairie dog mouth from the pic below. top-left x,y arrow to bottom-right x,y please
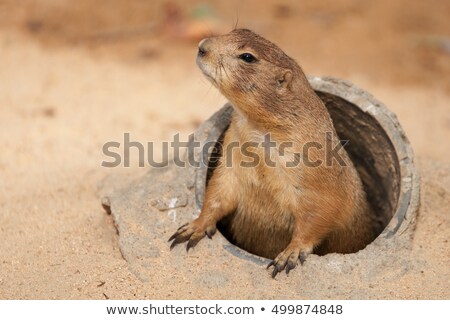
197,37 -> 220,86
196,57 -> 218,86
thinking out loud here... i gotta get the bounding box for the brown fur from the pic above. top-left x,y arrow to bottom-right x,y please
169,29 -> 374,277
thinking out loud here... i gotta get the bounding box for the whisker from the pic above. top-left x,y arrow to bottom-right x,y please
234,7 -> 240,30
221,60 -> 230,81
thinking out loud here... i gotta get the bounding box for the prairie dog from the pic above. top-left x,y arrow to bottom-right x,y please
169,29 -> 374,277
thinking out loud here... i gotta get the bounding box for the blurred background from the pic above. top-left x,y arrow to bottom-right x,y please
0,0 -> 449,298
2,0 -> 449,86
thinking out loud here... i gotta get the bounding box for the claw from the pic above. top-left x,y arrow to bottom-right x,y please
186,237 -> 201,252
286,261 -> 296,274
168,223 -> 188,242
169,233 -> 191,250
268,260 -> 286,278
271,265 -> 280,278
168,232 -> 178,242
169,241 -> 177,250
170,239 -> 180,250
299,252 -> 307,265
205,229 -> 215,239
178,223 -> 189,230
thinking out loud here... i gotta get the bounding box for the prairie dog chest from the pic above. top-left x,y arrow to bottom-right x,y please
223,117 -> 302,209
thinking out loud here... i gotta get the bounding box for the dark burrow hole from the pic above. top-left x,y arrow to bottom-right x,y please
203,91 -> 401,259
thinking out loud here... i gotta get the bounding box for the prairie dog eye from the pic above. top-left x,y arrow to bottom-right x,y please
239,53 -> 257,63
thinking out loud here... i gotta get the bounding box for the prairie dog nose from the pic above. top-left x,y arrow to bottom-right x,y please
198,38 -> 211,57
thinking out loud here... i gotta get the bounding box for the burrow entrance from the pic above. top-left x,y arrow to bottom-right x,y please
196,83 -> 409,260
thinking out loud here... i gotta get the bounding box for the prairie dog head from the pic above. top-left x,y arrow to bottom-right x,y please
196,29 -> 309,117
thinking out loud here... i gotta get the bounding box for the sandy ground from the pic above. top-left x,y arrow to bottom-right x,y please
0,0 -> 449,299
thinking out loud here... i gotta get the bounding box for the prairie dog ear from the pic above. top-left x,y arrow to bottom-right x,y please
277,69 -> 293,90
